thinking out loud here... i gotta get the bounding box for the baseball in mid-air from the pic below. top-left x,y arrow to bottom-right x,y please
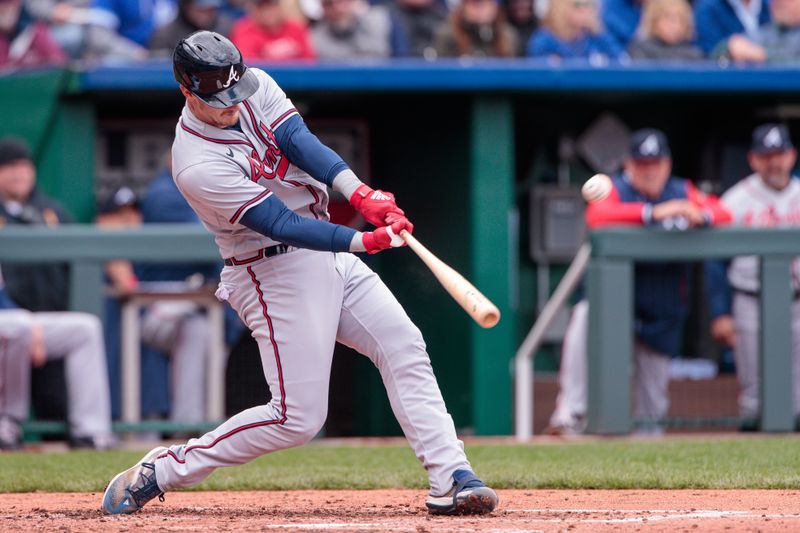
581,173 -> 612,203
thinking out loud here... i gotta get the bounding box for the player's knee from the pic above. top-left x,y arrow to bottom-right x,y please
71,313 -> 103,341
1,310 -> 34,335
284,410 -> 327,445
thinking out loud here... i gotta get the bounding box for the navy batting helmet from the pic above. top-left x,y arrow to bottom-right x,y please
173,31 -> 259,108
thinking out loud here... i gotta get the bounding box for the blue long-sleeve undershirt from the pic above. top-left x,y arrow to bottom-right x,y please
273,114 -> 349,187
704,259 -> 732,319
239,195 -> 356,252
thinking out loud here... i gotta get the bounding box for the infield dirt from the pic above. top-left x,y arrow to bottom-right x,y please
2,489 -> 799,532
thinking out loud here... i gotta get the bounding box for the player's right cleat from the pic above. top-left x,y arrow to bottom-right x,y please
102,446 -> 167,515
426,469 -> 499,516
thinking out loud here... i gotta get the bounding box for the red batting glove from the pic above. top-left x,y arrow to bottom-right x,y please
349,184 -> 405,227
361,217 -> 413,254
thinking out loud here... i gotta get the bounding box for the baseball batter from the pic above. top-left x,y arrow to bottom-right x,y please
707,123 -> 800,425
103,31 -> 498,516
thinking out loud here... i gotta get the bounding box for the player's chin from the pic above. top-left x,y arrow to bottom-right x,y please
214,110 -> 240,127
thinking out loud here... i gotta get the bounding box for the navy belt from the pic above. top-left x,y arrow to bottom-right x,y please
224,244 -> 289,266
734,288 -> 800,300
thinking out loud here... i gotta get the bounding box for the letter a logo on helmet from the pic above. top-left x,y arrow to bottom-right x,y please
220,65 -> 240,89
173,31 -> 259,109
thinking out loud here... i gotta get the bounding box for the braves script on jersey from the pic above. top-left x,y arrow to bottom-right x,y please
722,173 -> 800,292
173,68 -> 329,259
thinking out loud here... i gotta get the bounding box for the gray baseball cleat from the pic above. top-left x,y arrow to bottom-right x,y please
426,469 -> 499,515
102,446 -> 167,514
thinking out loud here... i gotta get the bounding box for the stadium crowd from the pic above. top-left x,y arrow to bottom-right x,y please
1,0 -> 800,68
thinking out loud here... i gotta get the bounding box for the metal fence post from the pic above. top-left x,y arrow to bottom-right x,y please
586,256 -> 633,434
760,255 -> 795,432
69,260 -> 104,318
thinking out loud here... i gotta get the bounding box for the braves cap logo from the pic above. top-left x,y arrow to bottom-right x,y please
640,134 -> 660,156
764,127 -> 783,148
220,65 -> 240,89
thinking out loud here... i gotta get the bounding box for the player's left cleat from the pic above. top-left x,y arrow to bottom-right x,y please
426,469 -> 499,516
102,446 -> 167,515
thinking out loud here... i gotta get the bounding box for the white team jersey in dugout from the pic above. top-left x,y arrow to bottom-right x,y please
723,173 -> 800,292
172,67 -> 330,260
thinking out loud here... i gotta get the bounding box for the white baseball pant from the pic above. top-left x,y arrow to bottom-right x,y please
0,310 -> 112,439
549,299 -> 671,430
731,292 -> 800,419
154,250 -> 470,496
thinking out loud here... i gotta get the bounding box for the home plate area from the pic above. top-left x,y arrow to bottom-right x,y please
2,489 -> 800,532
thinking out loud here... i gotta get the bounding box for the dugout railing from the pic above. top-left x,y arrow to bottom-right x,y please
515,227 -> 800,439
0,224 -> 221,436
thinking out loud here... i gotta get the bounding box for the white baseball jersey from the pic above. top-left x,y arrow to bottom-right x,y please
172,68 -> 330,260
722,173 -> 800,292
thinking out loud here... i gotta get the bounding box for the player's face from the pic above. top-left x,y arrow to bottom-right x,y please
749,148 -> 797,190
181,86 -> 241,128
625,157 -> 672,199
0,159 -> 36,203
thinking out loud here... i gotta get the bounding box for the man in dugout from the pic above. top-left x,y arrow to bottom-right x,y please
547,128 -> 732,435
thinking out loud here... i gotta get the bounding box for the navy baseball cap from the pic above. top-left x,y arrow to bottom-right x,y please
0,136 -> 32,167
629,128 -> 671,160
98,186 -> 139,214
751,123 -> 794,154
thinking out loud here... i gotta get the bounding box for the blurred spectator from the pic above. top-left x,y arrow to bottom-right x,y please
135,163 -> 226,426
24,0 -> 145,62
694,0 -> 770,55
628,0 -> 704,60
230,0 -> 315,61
92,0 -> 175,48
601,0 -> 641,50
95,186 -> 141,421
0,138 -> 113,449
150,0 -> 233,56
0,138 -> 72,312
504,0 -> 537,54
433,0 -> 518,57
527,0 -> 621,60
388,0 -> 447,59
713,0 -> 800,63
547,129 -> 732,435
311,0 -> 394,58
97,186 -> 141,295
0,285 -> 113,450
0,0 -> 66,69
706,124 -> 800,430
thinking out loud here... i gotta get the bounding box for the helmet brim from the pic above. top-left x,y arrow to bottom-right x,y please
196,68 -> 259,109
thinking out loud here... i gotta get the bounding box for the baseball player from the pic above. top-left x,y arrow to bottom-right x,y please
547,129 -> 732,435
103,31 -> 498,516
0,267 -> 113,449
706,123 -> 800,428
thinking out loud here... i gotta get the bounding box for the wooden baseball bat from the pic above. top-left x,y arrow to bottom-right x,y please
399,230 -> 500,328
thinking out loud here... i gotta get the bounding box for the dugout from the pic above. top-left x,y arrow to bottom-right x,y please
2,60 -> 800,436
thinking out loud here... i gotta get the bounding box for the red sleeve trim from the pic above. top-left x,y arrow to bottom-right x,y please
229,189 -> 272,224
685,181 -> 733,225
270,108 -> 299,130
585,186 -> 648,228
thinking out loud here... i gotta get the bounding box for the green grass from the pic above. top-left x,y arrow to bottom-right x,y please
2,437 -> 800,493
